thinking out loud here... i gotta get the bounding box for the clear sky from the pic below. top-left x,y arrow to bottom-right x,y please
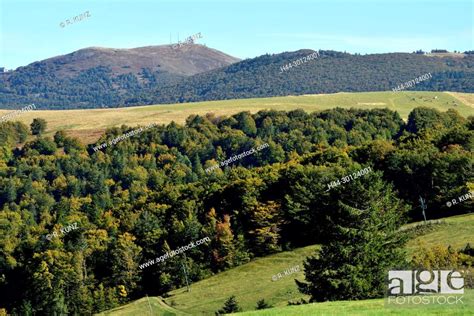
0,0 -> 472,69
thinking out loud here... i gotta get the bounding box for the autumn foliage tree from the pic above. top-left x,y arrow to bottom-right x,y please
211,214 -> 237,271
248,201 -> 282,255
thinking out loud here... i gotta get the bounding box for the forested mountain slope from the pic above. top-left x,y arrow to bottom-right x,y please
147,50 -> 474,105
0,44 -> 239,109
1,49 -> 472,109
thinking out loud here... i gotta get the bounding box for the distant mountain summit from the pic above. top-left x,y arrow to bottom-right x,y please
0,44 -> 239,109
36,44 -> 239,78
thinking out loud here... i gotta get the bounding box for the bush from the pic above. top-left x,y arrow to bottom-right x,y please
287,298 -> 307,306
411,243 -> 474,289
411,243 -> 460,269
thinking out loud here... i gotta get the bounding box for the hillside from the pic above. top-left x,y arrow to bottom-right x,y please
36,45 -> 239,79
1,49 -> 473,109
98,245 -> 318,315
147,50 -> 474,105
100,214 -> 474,315
406,213 -> 474,252
0,44 -> 239,109
97,296 -> 188,316
1,91 -> 472,145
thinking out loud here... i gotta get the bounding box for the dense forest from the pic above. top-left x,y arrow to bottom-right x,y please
0,106 -> 473,314
1,50 -> 473,109
147,51 -> 474,105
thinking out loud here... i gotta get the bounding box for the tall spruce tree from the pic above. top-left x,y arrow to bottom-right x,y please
296,176 -> 408,301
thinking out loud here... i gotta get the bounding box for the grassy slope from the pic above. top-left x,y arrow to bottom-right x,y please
164,245 -> 318,315
1,91 -> 472,145
97,296 -> 188,316
244,213 -> 474,316
101,214 -> 474,315
405,213 -> 474,253
234,290 -> 474,316
96,245 -> 318,316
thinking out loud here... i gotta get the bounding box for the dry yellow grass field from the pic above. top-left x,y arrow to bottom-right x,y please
446,92 -> 474,108
1,91 -> 472,145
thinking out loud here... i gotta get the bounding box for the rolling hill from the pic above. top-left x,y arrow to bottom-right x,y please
98,245 -> 318,316
99,213 -> 474,316
32,45 -> 239,79
147,50 -> 474,105
1,91 -> 472,145
405,213 -> 474,252
0,44 -> 239,109
1,48 -> 473,109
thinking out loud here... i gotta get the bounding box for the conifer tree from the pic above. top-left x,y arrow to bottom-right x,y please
255,299 -> 272,310
215,295 -> 242,315
297,176 -> 408,301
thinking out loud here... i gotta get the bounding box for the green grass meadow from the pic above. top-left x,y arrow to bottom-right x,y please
406,213 -> 474,253
162,245 -> 318,315
99,214 -> 474,315
234,290 -> 474,316
97,296 -> 188,316
97,245 -> 318,316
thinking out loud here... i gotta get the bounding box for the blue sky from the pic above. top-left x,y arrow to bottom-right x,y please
0,0 -> 472,69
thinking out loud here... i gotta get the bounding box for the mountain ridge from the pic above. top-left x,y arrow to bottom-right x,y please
0,47 -> 473,109
17,44 -> 240,78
